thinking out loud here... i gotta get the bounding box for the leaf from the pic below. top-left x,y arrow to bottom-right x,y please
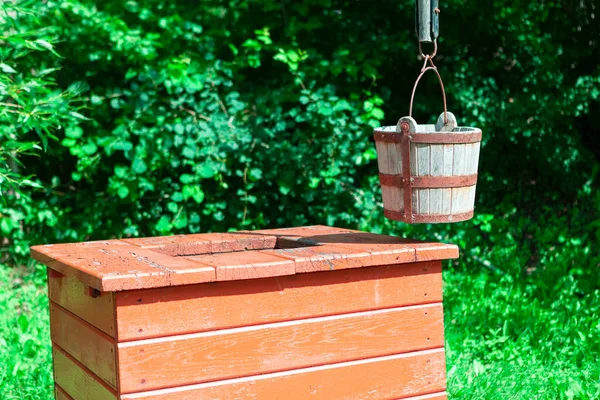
114,166 -> 128,178
0,218 -> 13,235
182,146 -> 196,159
69,111 -> 90,120
34,39 -> 61,57
117,186 -> 129,199
167,202 -> 178,213
0,63 -> 17,73
65,126 -> 83,139
81,142 -> 98,155
18,314 -> 29,333
180,174 -> 194,184
155,215 -> 171,233
132,158 -> 147,174
199,163 -> 216,178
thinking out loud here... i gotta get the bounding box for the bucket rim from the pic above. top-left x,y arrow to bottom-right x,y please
373,125 -> 482,134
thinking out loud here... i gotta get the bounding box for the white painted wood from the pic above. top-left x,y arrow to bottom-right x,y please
452,144 -> 465,176
412,188 -> 419,214
471,142 -> 481,175
375,141 -> 389,173
429,144 -> 444,215
386,143 -> 402,175
464,143 -> 472,175
419,189 -> 429,214
381,185 -> 403,212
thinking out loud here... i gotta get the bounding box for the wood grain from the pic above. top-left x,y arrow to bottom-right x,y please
53,346 -> 118,400
33,241 -> 215,291
115,261 -> 442,341
186,251 -> 295,281
122,232 -> 277,256
55,385 -> 74,400
34,226 -> 456,290
120,348 -> 446,400
48,272 -> 115,337
50,302 -> 117,388
118,304 -> 444,392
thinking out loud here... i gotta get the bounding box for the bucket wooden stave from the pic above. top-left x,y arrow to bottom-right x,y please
373,112 -> 482,223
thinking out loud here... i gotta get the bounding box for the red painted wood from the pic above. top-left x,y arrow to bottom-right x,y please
186,250 -> 295,281
117,304 -> 443,392
32,225 -> 457,291
120,349 -> 446,400
122,232 -> 277,256
32,241 -> 213,291
115,262 -> 442,341
34,226 -> 454,399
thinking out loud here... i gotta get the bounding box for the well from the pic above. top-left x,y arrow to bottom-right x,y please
32,225 -> 457,400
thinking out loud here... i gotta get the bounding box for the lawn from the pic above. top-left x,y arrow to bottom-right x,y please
2,257 -> 598,399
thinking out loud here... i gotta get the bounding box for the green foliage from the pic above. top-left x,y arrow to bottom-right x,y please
0,264 -> 52,399
1,0 -> 599,398
0,1 -> 84,261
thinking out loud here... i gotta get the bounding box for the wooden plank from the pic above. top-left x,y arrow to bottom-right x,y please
118,304 -> 444,392
472,142 -> 481,174
115,262 -> 443,341
122,233 -> 277,256
266,240 -> 450,274
120,348 -> 446,400
386,142 -> 402,175
50,302 -> 117,388
442,144 -> 454,214
262,244 -> 371,273
375,140 -> 390,173
186,251 -> 295,281
33,241 -> 215,291
401,393 -> 448,400
55,384 -> 74,400
251,225 -> 356,242
381,185 -> 403,213
419,188 -> 430,214
464,143 -> 473,175
34,227 -> 457,291
53,346 -> 118,400
48,272 -> 115,337
416,129 -> 430,215
430,144 -> 444,215
285,231 -> 457,265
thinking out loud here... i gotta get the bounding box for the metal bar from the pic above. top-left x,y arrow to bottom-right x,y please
378,173 -> 478,189
373,130 -> 482,144
415,0 -> 439,43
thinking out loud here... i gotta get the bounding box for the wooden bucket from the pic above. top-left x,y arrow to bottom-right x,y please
373,109 -> 481,223
373,112 -> 481,223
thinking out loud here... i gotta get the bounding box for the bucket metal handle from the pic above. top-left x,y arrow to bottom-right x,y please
409,55 -> 448,126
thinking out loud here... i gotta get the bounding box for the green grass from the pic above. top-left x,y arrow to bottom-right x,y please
1,261 -> 598,399
0,264 -> 53,399
444,266 -> 600,399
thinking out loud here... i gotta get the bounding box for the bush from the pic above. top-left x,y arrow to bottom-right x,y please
1,1 -> 84,262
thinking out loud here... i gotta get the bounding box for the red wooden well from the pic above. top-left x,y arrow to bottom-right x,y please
31,225 -> 458,400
